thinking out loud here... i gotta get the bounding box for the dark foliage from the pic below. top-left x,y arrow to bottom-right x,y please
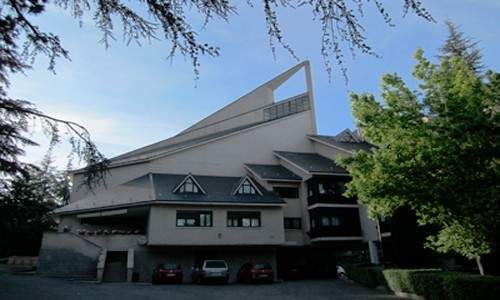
382,269 -> 500,300
0,163 -> 68,257
343,263 -> 387,288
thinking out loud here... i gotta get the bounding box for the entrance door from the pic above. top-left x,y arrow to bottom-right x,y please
103,251 -> 127,282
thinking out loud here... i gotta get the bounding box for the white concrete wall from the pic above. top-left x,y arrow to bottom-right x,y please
147,205 -> 285,246
66,175 -> 152,212
71,162 -> 151,203
150,111 -> 315,177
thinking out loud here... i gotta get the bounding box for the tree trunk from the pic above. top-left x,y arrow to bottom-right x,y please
476,256 -> 485,276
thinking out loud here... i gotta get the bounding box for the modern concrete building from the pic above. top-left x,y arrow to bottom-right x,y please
38,61 -> 386,282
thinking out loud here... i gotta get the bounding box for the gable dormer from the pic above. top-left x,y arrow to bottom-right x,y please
233,176 -> 262,196
173,174 -> 206,194
336,129 -> 361,143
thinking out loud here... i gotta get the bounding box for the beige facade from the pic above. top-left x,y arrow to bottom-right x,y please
39,61 -> 382,282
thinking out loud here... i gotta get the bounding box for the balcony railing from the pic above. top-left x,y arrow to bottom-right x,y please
307,194 -> 358,206
308,226 -> 362,239
263,94 -> 310,121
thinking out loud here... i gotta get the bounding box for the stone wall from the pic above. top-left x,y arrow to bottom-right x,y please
37,232 -> 102,279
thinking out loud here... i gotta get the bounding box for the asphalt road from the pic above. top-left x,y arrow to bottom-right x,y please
0,268 -> 403,300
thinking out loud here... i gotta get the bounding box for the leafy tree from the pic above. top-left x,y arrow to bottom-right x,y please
0,149 -> 70,257
0,0 -> 433,188
339,49 -> 500,274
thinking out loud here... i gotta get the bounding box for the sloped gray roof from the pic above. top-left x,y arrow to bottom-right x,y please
152,174 -> 284,204
245,164 -> 302,181
308,134 -> 373,153
54,173 -> 284,215
273,151 -> 348,174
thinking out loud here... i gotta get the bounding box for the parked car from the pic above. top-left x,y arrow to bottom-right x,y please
237,262 -> 274,283
192,260 -> 229,284
152,263 -> 183,284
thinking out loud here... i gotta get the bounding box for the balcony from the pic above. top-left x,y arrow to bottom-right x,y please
306,176 -> 357,207
308,207 -> 362,241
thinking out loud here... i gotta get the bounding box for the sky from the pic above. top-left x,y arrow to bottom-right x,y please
8,0 -> 500,168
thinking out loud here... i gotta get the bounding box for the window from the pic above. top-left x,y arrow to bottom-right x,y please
235,177 -> 260,195
174,175 -> 204,194
227,212 -> 261,227
319,216 -> 340,227
273,187 -> 299,198
176,211 -> 212,227
317,182 -> 335,195
204,261 -> 227,268
335,181 -> 346,194
284,217 -> 302,229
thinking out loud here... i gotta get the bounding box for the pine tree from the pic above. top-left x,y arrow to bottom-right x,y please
440,20 -> 483,73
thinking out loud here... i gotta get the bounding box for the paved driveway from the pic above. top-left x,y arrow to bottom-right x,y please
0,271 -> 402,300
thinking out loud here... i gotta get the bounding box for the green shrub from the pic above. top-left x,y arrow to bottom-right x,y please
344,264 -> 386,288
382,269 -> 500,300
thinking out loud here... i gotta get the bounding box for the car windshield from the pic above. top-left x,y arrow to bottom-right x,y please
205,261 -> 227,268
160,263 -> 178,269
254,263 -> 272,270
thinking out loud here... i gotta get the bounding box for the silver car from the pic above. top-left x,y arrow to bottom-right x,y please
192,260 -> 229,284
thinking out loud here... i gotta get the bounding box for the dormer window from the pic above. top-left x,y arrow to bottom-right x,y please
173,174 -> 205,194
233,176 -> 262,196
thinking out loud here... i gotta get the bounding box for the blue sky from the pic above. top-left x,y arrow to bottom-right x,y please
9,0 -> 500,167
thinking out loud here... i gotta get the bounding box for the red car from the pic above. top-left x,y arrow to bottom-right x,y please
152,263 -> 183,284
237,262 -> 274,283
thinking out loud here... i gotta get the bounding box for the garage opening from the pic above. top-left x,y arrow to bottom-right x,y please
103,251 -> 127,282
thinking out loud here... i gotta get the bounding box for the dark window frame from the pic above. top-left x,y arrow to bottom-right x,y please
176,210 -> 213,227
227,211 -> 261,228
175,176 -> 204,194
284,217 -> 302,229
273,187 -> 299,198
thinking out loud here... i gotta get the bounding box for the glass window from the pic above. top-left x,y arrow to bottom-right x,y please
284,217 -> 302,229
227,212 -> 261,227
177,177 -> 202,194
336,182 -> 345,194
205,261 -> 227,268
237,178 -> 257,195
273,187 -> 299,198
176,211 -> 212,227
318,216 -> 340,227
318,183 -> 326,195
318,182 -> 335,195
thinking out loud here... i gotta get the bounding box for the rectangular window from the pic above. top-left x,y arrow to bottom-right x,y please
273,187 -> 299,198
284,217 -> 302,229
176,211 -> 212,227
317,182 -> 335,195
227,211 -> 261,228
319,216 -> 340,227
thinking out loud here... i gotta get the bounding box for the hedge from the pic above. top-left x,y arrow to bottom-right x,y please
343,264 -> 387,288
382,269 -> 500,300
343,265 -> 500,300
